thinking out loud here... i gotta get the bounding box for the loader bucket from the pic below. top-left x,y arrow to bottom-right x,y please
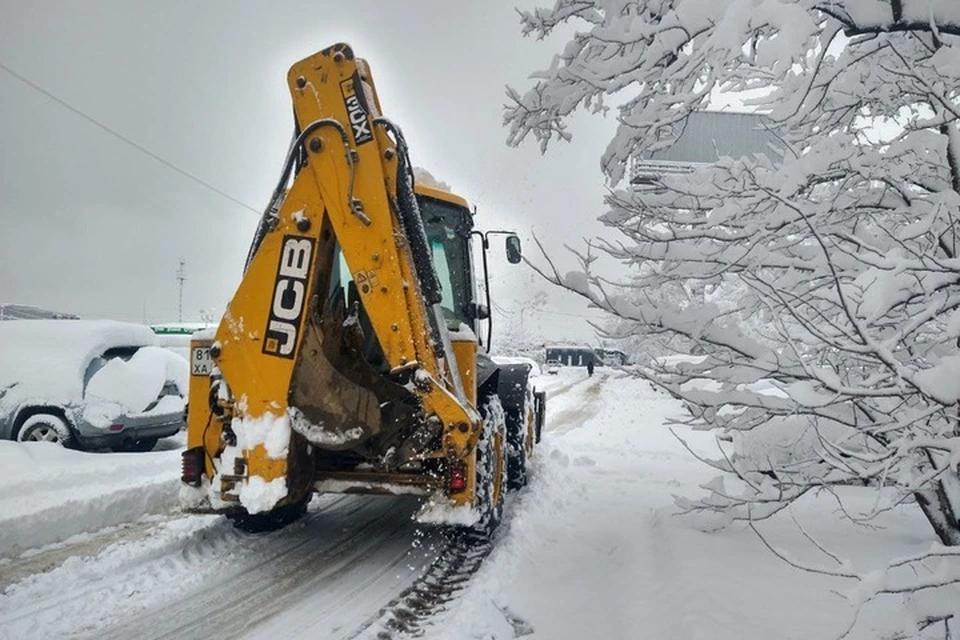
286,225 -> 424,455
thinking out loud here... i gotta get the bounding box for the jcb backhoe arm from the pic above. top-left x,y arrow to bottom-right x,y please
183,44 -> 483,515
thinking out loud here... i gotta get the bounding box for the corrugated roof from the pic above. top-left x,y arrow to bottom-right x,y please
644,112 -> 783,164
0,304 -> 79,320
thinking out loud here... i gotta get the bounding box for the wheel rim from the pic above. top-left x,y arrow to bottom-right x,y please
25,425 -> 60,443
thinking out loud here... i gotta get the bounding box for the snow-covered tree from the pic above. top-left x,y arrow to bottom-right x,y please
492,285 -> 550,356
507,1 -> 960,633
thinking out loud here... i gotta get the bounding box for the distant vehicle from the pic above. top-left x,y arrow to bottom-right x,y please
150,322 -> 217,361
0,320 -> 188,451
545,345 -> 599,368
595,348 -> 628,366
546,360 -> 561,375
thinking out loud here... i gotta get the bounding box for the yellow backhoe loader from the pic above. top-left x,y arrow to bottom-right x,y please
179,43 -> 545,534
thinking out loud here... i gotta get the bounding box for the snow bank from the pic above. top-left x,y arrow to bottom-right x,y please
411,372 -> 929,640
0,439 -> 182,557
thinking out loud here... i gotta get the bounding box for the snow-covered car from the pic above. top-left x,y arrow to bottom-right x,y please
545,360 -> 561,375
0,320 -> 188,452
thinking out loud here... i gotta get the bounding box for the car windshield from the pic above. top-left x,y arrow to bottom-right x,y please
83,346 -> 141,385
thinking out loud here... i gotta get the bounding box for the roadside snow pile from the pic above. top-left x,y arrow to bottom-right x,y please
0,440 -> 182,557
417,372 -> 931,640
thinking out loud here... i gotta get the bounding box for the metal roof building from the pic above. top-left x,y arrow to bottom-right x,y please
631,111 -> 783,186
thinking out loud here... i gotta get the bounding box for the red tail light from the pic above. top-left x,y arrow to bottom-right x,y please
109,424 -> 124,432
448,461 -> 467,493
181,447 -> 205,486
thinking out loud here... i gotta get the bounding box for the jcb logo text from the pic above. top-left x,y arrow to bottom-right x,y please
263,236 -> 315,358
340,75 -> 373,145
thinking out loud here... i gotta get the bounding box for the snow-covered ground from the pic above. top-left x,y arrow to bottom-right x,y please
0,368 -> 935,639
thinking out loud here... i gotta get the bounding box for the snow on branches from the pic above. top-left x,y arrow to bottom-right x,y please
508,1 -> 960,635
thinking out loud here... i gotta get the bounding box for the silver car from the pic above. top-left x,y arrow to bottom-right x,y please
0,320 -> 187,452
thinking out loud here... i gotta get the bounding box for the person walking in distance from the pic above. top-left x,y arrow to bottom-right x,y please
587,359 -> 595,377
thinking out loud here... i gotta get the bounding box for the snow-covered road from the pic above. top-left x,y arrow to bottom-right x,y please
0,370 -> 592,640
0,369 -> 934,639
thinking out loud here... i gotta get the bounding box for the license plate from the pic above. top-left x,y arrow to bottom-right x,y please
191,346 -> 213,376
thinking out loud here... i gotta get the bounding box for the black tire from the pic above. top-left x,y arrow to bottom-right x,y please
472,396 -> 508,537
506,406 -> 527,492
226,493 -> 312,533
112,437 -> 159,453
505,384 -> 533,491
17,413 -> 77,449
495,365 -> 535,492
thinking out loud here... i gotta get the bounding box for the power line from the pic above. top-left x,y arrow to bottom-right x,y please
493,299 -> 604,320
0,60 -> 260,215
545,309 -> 608,319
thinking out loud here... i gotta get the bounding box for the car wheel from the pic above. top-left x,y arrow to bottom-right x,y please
17,414 -> 76,448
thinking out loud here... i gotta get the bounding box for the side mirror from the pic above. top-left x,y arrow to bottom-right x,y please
505,235 -> 522,264
468,303 -> 490,320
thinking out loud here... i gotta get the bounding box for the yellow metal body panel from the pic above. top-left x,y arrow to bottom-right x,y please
415,183 -> 471,210
450,337 -> 477,408
284,47 -> 479,455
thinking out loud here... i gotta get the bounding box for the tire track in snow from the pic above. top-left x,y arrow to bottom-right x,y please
0,495 -> 363,640
346,378 -> 602,639
347,530 -> 495,639
547,377 -> 603,435
0,513 -> 178,591
93,496 -> 421,640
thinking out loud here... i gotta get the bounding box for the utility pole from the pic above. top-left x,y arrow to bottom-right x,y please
176,258 -> 186,323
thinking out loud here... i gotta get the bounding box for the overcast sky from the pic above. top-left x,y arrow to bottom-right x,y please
0,1 -> 618,343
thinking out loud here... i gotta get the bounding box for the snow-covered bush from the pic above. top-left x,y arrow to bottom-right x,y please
507,1 -> 960,634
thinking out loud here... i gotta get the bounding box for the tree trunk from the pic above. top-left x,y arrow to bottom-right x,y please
914,484 -> 960,546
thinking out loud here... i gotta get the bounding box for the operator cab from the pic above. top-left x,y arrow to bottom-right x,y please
326,183 -> 520,363
417,185 -> 476,332
416,184 -> 522,345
